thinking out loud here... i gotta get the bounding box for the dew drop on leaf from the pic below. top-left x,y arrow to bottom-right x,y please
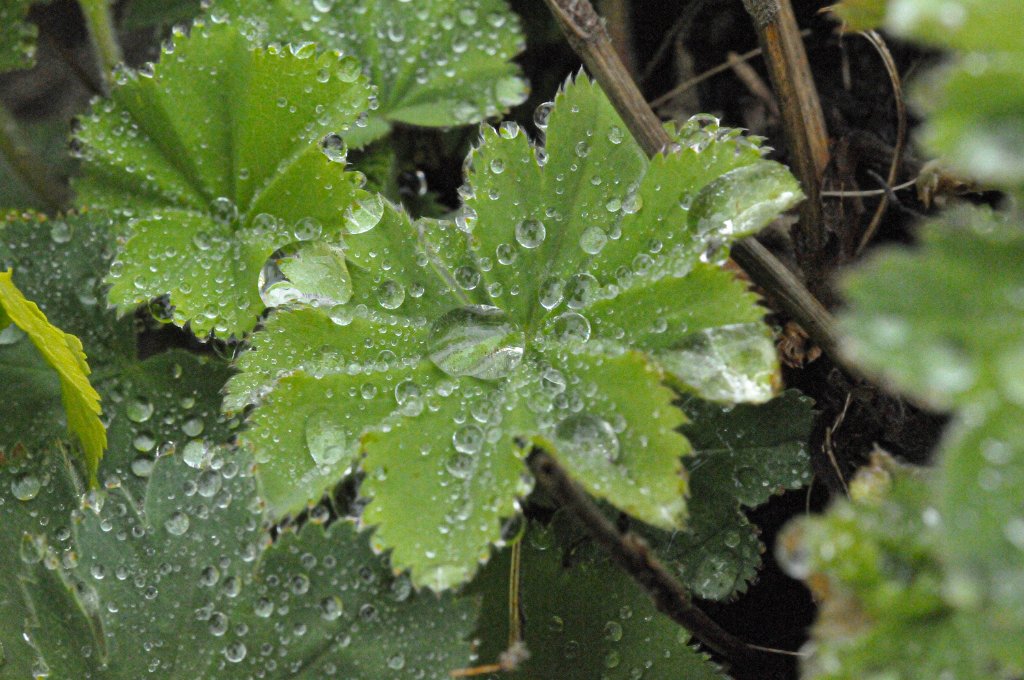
427,305 -> 525,380
550,311 -> 591,343
555,413 -> 620,462
515,218 -> 546,249
11,474 -> 41,501
304,410 -> 348,467
164,511 -> 190,536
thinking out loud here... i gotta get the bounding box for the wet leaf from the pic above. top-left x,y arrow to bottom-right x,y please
646,390 -> 815,600
207,0 -> 528,146
3,447 -> 478,678
74,21 -> 375,338
230,76 -> 801,590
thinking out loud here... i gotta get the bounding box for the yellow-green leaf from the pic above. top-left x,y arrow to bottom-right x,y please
0,270 -> 104,482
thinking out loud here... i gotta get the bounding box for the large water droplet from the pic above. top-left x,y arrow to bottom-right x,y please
305,411 -> 348,467
555,413 -> 620,462
428,305 -> 525,380
515,218 -> 546,249
11,474 -> 41,501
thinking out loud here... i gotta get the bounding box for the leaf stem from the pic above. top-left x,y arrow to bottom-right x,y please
526,450 -> 759,670
77,0 -> 123,93
540,0 -> 858,377
0,104 -> 71,213
741,0 -> 831,288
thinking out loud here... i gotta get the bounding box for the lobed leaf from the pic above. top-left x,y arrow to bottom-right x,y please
646,390 -> 815,600
0,269 -> 105,483
207,0 -> 528,146
3,447 -> 478,678
230,75 -> 802,590
74,21 -> 376,338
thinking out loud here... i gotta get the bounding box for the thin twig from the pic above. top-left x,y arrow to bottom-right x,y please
651,30 -> 811,110
0,104 -> 71,213
527,450 -> 758,669
742,0 -> 831,288
541,0 -> 860,377
77,0 -> 124,93
855,30 -> 906,255
598,0 -> 637,79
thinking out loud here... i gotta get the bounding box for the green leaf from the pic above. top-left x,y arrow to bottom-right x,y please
0,0 -> 36,72
231,76 -> 801,590
469,523 -> 727,679
912,55 -> 1024,187
778,457 -> 1016,679
789,204 -> 1024,678
121,0 -> 203,30
645,390 -> 815,600
826,0 -> 887,31
0,213 -> 236,497
74,21 -> 375,338
4,447 -> 478,678
0,269 -> 105,483
207,0 -> 528,146
885,0 -> 1024,54
840,206 -> 1024,411
0,449 -> 83,678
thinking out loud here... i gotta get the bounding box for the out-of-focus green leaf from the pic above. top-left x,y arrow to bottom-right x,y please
469,523 -> 727,680
840,207 -> 1024,411
0,0 -> 36,72
230,77 -> 800,590
207,0 -> 528,146
886,0 -> 1024,54
74,21 -> 376,338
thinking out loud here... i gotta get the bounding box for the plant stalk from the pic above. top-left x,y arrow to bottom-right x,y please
741,0 -> 831,289
0,104 -> 71,213
541,0 -> 856,376
527,450 -> 758,669
77,0 -> 123,93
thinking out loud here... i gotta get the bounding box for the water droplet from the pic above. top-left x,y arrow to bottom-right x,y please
539,277 -> 565,310
320,596 -> 343,621
387,653 -> 406,670
49,221 -> 72,243
550,312 -> 591,343
305,411 -> 348,467
565,273 -> 598,309
183,439 -> 211,469
607,126 -> 624,145
555,413 -> 620,462
345,194 -> 384,234
126,398 -> 154,423
164,511 -> 190,536
11,474 -> 40,501
428,305 -> 525,380
453,424 -> 485,454
224,642 -> 246,663
376,279 -> 406,309
515,218 -> 546,248
394,379 -> 424,417
489,158 -> 505,174
579,226 -> 608,255
182,416 -> 204,437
